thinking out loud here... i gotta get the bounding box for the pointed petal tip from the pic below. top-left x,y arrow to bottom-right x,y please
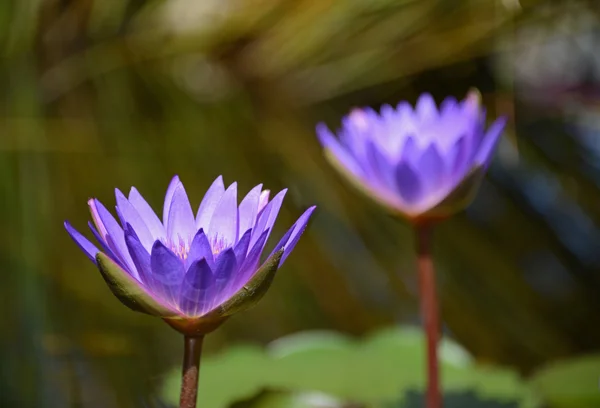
211,175 -> 225,190
465,87 -> 482,103
495,115 -> 509,127
152,238 -> 164,250
315,122 -> 329,133
271,205 -> 317,266
123,221 -> 134,234
316,123 -> 335,146
65,221 -> 100,263
293,206 -> 317,221
167,175 -> 183,191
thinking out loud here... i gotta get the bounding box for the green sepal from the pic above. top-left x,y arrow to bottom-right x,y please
95,252 -> 180,318
205,248 -> 284,319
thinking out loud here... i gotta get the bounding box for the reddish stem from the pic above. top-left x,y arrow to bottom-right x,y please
180,335 -> 204,408
415,224 -> 442,408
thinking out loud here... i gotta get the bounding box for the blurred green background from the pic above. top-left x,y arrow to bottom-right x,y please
1,0 -> 600,406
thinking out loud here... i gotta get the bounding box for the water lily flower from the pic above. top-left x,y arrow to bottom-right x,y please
316,91 -> 507,223
64,176 -> 316,335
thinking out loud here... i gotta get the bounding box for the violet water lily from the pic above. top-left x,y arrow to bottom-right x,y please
316,90 -> 506,408
64,176 -> 315,334
65,175 -> 315,408
317,90 -> 506,223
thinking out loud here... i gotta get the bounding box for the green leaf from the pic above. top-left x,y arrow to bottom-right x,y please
398,389 -> 522,408
528,353 -> 600,408
95,252 -> 180,318
162,327 -> 537,408
231,389 -> 356,408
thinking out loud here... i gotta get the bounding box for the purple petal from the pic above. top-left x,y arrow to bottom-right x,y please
88,198 -> 108,237
263,189 -> 286,239
105,234 -> 139,279
89,199 -> 136,274
150,241 -> 186,306
396,102 -> 418,129
238,184 -> 262,237
268,225 -> 293,261
416,93 -> 437,122
250,189 -> 286,250
233,228 -> 252,265
401,136 -> 419,165
278,206 -> 316,265
447,135 -> 469,182
211,248 -> 237,307
179,259 -> 215,317
466,110 -> 487,157
129,187 -> 166,240
317,123 -> 365,179
395,162 -> 423,205
440,96 -> 458,114
124,229 -> 153,286
338,127 -> 368,163
475,116 -> 507,168
64,221 -> 99,263
115,189 -> 154,251
365,140 -> 396,190
416,144 -> 444,194
258,190 -> 270,214
462,90 -> 481,117
239,228 -> 269,284
163,176 -> 180,227
208,182 -> 238,248
345,108 -> 373,132
196,176 -> 225,230
88,222 -> 125,270
186,229 -> 214,269
166,181 -> 197,245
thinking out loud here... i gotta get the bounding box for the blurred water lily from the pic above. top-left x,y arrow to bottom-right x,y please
317,91 -> 507,222
65,176 -> 315,335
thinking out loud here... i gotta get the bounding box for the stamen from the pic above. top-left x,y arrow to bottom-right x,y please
168,234 -> 191,260
211,235 -> 228,256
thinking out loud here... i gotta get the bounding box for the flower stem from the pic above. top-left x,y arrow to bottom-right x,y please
414,224 -> 442,408
180,335 -> 204,408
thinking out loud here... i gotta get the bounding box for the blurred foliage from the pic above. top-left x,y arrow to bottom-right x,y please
0,0 -> 599,406
232,389 -> 525,408
528,353 -> 600,408
162,328 -> 538,408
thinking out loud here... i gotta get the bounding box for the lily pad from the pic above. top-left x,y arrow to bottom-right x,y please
162,327 -> 536,408
528,353 -> 600,408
